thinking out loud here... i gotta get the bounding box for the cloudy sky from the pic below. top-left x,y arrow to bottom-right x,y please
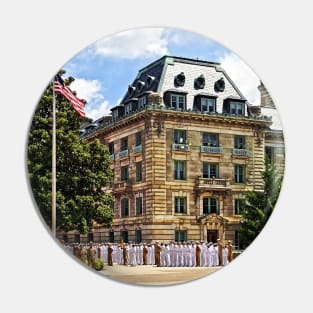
64,27 -> 261,121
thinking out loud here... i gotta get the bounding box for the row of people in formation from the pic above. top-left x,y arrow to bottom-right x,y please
64,239 -> 234,268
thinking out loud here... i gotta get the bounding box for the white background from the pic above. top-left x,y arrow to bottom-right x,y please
0,1 -> 312,312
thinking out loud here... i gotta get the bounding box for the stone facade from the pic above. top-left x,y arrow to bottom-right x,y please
60,56 -> 284,248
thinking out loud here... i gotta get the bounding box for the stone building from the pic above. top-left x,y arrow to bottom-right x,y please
65,56 -> 284,248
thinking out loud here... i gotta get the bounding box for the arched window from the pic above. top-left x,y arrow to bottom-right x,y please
121,198 -> 129,217
203,197 -> 219,214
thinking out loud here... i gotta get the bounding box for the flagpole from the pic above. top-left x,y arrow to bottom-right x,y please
52,80 -> 57,237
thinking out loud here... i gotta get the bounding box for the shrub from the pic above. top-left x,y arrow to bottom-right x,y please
93,258 -> 104,271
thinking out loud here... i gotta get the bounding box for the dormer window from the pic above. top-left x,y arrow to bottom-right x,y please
223,98 -> 245,116
124,103 -> 131,115
194,74 -> 205,89
230,101 -> 244,115
171,94 -> 186,110
200,97 -> 216,113
136,80 -> 145,93
128,85 -> 136,96
214,77 -> 225,92
174,72 -> 185,87
146,75 -> 155,87
193,94 -> 217,113
138,96 -> 146,109
163,90 -> 188,110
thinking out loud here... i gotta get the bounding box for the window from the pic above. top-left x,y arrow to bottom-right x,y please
135,230 -> 142,244
230,101 -> 244,115
135,132 -> 142,146
174,197 -> 187,214
138,96 -> 146,108
203,163 -> 218,178
121,137 -> 128,151
234,165 -> 245,183
235,199 -> 243,215
87,233 -> 94,243
121,231 -> 128,243
174,160 -> 186,180
171,94 -> 186,110
121,166 -> 128,181
265,146 -> 274,164
121,198 -> 129,217
74,234 -> 80,243
109,142 -> 114,155
136,197 -> 143,215
174,129 -> 187,144
203,197 -> 219,214
175,230 -> 187,242
235,230 -> 242,249
136,162 -> 142,182
109,231 -> 114,243
234,136 -> 245,149
200,97 -> 216,113
125,103 -> 131,115
62,233 -> 68,243
203,133 -> 219,147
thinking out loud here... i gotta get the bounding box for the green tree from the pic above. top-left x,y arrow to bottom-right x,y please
27,71 -> 114,234
239,158 -> 282,248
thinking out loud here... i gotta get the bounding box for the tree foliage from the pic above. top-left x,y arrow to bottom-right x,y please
239,158 -> 282,248
27,71 -> 113,234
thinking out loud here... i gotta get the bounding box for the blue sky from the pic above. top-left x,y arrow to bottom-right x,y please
64,27 -> 261,121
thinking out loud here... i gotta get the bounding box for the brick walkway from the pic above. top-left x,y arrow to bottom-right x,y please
99,264 -> 221,286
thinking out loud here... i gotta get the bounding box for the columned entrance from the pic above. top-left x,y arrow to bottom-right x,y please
207,230 -> 218,243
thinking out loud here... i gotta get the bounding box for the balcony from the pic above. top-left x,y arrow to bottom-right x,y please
118,149 -> 129,158
200,146 -> 223,154
109,154 -> 115,161
172,143 -> 190,152
232,148 -> 250,156
132,144 -> 142,153
196,177 -> 230,190
112,181 -> 132,194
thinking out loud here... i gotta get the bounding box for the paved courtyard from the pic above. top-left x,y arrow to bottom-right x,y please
99,264 -> 221,286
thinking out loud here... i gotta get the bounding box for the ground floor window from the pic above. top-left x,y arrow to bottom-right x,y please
135,230 -> 142,244
235,230 -> 243,249
62,233 -> 68,243
87,233 -> 94,243
74,233 -> 80,243
121,230 -> 128,243
109,231 -> 114,243
175,230 -> 187,242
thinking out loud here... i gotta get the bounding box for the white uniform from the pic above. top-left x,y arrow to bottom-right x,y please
223,247 -> 228,266
129,245 -> 137,266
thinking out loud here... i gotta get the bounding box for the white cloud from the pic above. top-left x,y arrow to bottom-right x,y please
70,78 -> 102,102
70,78 -> 111,120
93,28 -> 168,59
219,53 -> 261,105
86,100 -> 111,121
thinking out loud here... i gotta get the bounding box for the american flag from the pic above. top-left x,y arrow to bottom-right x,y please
54,74 -> 86,117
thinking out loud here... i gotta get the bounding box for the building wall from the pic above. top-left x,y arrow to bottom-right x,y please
84,107 -> 270,245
